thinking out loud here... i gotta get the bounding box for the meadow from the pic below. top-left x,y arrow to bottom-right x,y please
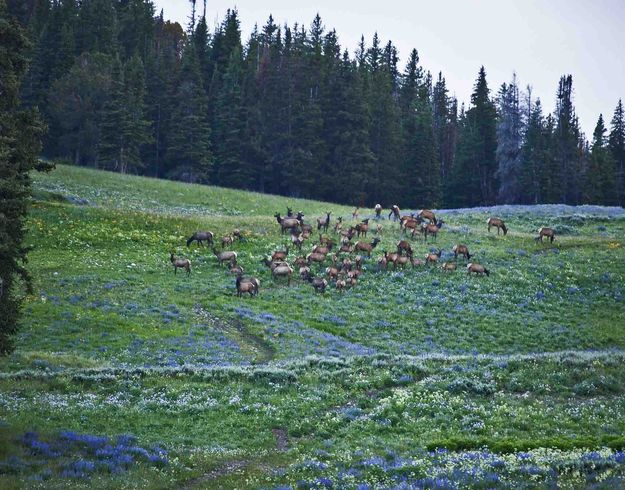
1,164 -> 625,488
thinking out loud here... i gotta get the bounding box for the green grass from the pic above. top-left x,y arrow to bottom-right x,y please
1,165 -> 625,488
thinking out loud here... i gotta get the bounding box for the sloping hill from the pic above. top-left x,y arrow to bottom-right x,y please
1,166 -> 625,488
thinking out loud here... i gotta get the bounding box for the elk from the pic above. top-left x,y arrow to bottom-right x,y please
294,256 -> 308,267
170,253 -> 191,275
411,257 -> 425,267
306,252 -> 327,265
313,241 -> 333,255
441,262 -> 457,272
467,262 -> 490,276
418,209 -> 437,225
339,226 -> 356,241
299,266 -> 311,280
352,207 -> 360,220
487,217 -> 508,235
423,220 -> 445,243
290,231 -> 304,250
230,263 -> 244,275
354,255 -> 363,270
236,274 -> 259,297
272,263 -> 293,285
374,204 -> 383,219
334,216 -> 343,234
271,246 -> 289,262
377,252 -> 388,271
317,212 -> 331,232
286,206 -> 294,217
307,275 -> 328,293
395,252 -> 412,269
425,249 -> 442,265
221,235 -> 234,248
335,279 -> 347,291
355,219 -> 370,238
186,231 -> 213,247
347,269 -> 362,280
389,205 -> 401,221
325,265 -> 340,280
319,234 -> 335,247
397,240 -> 413,256
297,213 -> 314,234
385,251 -> 401,268
341,258 -> 352,272
375,224 -> 383,235
212,248 -> 237,266
275,213 -> 300,234
232,229 -> 243,241
354,237 -> 380,256
339,241 -> 353,254
537,227 -> 556,243
402,218 -> 423,239
452,244 -> 471,261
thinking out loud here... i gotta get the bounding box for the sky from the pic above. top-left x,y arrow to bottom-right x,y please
152,0 -> 625,137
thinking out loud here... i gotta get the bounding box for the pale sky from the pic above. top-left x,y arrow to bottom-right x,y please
153,0 -> 625,137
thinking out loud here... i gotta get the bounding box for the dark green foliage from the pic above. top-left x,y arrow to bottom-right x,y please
585,114 -> 617,204
0,0 -> 45,353
15,2 -> 623,206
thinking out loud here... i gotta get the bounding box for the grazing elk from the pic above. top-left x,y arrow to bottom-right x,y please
317,212 -> 331,232
299,266 -> 311,280
272,263 -> 293,286
467,262 -> 490,276
389,205 -> 401,221
170,253 -> 191,275
307,275 -> 328,293
377,252 -> 388,271
355,218 -> 370,238
395,252 -> 412,269
235,274 -> 260,297
374,204 -> 383,219
452,244 -> 471,261
339,241 -> 353,254
213,248 -> 238,266
313,241 -> 333,255
425,249 -> 442,265
294,256 -> 308,268
354,237 -> 380,256
423,220 -> 445,243
319,235 -> 335,247
326,265 -> 340,280
339,226 -> 356,241
230,263 -> 244,275
537,227 -> 556,243
186,231 -> 214,247
418,209 -> 437,225
306,252 -> 327,265
275,213 -> 301,234
335,278 -> 347,291
441,262 -> 457,272
290,231 -> 304,251
487,217 -> 508,235
271,246 -> 289,262
221,235 -> 234,248
402,217 -> 423,240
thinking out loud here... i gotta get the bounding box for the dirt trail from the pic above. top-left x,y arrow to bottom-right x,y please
194,305 -> 276,363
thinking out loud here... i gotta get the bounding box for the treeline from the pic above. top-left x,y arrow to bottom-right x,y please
15,0 -> 625,207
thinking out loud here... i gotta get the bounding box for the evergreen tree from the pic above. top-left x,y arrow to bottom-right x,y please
585,114 -> 616,204
0,0 -> 46,353
166,42 -> 212,182
609,99 -> 625,205
496,75 -> 523,203
554,75 -> 582,203
451,66 -> 498,206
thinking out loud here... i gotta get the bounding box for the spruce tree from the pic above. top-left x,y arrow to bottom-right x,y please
495,76 -> 523,203
585,114 -> 616,204
609,100 -> 625,205
0,0 -> 45,353
554,75 -> 581,203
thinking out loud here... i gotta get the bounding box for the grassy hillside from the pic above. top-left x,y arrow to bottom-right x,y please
1,165 -> 625,488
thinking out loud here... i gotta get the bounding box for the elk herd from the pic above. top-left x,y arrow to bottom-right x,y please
169,203 -> 559,297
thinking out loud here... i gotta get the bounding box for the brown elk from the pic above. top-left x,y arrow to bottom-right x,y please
395,252 -> 412,269
342,258 -> 352,272
275,213 -> 300,234
317,212 -> 331,232
230,263 -> 244,275
423,220 -> 445,243
306,252 -> 327,265
307,275 -> 328,293
313,241 -> 333,255
298,214 -> 314,234
374,204 -> 383,219
354,255 -> 363,270
319,235 -> 335,247
339,226 -> 356,241
170,253 -> 191,275
425,249 -> 442,265
397,240 -> 413,256
441,262 -> 457,272
467,262 -> 490,276
186,231 -> 214,247
221,235 -> 234,248
487,217 -> 508,235
334,216 -> 343,234
272,263 -> 293,285
411,257 -> 425,267
212,248 -> 237,266
385,250 -> 401,268
537,227 -> 556,243
271,246 -> 289,262
294,256 -> 308,268
352,207 -> 360,220
389,205 -> 401,221
354,237 -> 380,256
377,252 -> 388,271
236,274 -> 259,297
402,218 -> 423,240
375,224 -> 383,235
299,266 -> 311,280
326,265 -> 340,280
452,244 -> 471,261
232,229 -> 243,241
339,241 -> 354,254
418,209 -> 437,225
290,231 -> 304,250
355,218 -> 370,238
335,279 -> 347,291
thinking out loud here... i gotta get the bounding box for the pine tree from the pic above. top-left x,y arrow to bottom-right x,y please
496,75 -> 523,203
585,114 -> 616,204
451,67 -> 498,206
166,42 -> 212,182
554,75 -> 582,203
0,0 -> 46,353
609,99 -> 625,205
